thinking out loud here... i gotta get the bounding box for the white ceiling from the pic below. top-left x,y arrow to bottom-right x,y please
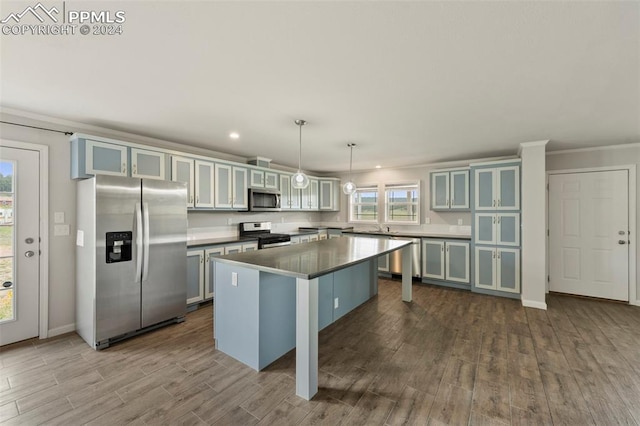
1,1 -> 638,172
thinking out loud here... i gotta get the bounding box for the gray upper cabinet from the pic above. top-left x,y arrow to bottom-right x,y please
430,168 -> 469,211
319,179 -> 340,211
195,160 -> 214,208
250,169 -> 279,189
215,164 -> 248,209
171,156 -> 195,208
71,138 -> 128,178
301,179 -> 319,210
474,165 -> 520,211
131,148 -> 165,180
280,174 -> 294,209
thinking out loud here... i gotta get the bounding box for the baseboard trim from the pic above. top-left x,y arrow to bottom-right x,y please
521,299 -> 547,310
630,300 -> 640,307
47,323 -> 76,338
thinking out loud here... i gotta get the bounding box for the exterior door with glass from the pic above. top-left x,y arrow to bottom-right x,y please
0,146 -> 40,346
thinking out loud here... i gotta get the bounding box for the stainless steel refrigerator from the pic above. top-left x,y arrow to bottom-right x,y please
76,175 -> 187,349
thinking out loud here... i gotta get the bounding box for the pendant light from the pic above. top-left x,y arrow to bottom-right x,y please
342,143 -> 357,195
291,119 -> 310,189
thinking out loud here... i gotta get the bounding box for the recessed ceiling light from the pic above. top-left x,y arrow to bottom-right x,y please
229,132 -> 240,139
375,165 -> 382,169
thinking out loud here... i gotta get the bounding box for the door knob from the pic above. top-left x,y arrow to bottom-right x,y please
2,281 -> 12,288
25,250 -> 35,257
618,240 -> 627,245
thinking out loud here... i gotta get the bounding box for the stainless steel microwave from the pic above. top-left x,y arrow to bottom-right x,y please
248,188 -> 281,211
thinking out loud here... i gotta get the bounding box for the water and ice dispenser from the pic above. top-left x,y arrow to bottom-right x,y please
106,231 -> 132,263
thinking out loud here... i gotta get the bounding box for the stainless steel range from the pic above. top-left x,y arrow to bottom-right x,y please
239,221 -> 291,249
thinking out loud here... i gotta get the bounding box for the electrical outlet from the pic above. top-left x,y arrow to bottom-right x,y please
231,272 -> 238,286
54,224 -> 69,236
425,217 -> 431,224
457,219 -> 463,225
334,297 -> 339,309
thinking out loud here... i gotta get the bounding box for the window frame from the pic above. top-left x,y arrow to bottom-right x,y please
384,182 -> 420,225
348,185 -> 379,223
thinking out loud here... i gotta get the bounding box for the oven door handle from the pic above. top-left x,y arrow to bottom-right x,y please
261,241 -> 291,249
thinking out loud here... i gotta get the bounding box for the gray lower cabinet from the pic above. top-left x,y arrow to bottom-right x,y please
422,239 -> 470,284
474,247 -> 520,293
188,242 -> 258,305
187,249 -> 205,304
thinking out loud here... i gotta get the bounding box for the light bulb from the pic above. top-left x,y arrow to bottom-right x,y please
291,172 -> 309,189
343,181 -> 357,195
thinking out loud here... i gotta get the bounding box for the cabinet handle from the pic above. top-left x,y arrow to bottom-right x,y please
133,164 -> 137,174
497,217 -> 500,224
493,216 -> 496,224
122,163 -> 126,173
441,245 -> 444,252
493,251 -> 496,258
498,199 -> 501,207
493,199 -> 496,207
446,246 -> 449,252
497,252 -> 501,259
190,196 -> 194,204
196,196 -> 199,204
206,255 -> 210,262
200,257 -> 203,264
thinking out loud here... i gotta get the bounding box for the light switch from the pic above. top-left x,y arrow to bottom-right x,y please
76,230 -> 84,247
231,272 -> 238,286
334,297 -> 339,309
54,224 -> 69,236
54,212 -> 65,223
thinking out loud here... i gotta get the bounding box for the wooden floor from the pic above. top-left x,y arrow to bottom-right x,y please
2,279 -> 640,425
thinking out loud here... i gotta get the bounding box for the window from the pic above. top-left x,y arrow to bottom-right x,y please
385,183 -> 420,224
349,186 -> 378,222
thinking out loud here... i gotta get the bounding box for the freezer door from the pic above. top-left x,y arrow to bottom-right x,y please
141,179 -> 188,327
95,175 -> 143,342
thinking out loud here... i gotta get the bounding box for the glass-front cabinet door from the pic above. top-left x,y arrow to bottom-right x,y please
171,156 -> 194,208
431,172 -> 449,210
475,247 -> 496,290
214,164 -> 232,208
497,166 -> 520,210
450,170 -> 469,209
474,169 -> 495,210
195,161 -> 214,208
496,213 -> 520,246
86,140 -> 127,176
497,248 -> 520,293
264,172 -> 279,190
422,240 -> 445,280
131,148 -> 165,180
445,241 -> 469,283
204,247 -> 224,299
186,250 -> 204,305
232,167 -> 248,209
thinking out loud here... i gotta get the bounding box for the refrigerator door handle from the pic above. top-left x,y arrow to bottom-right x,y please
142,202 -> 150,282
135,202 -> 143,283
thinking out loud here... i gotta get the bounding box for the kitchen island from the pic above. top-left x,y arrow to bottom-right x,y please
212,236 -> 412,400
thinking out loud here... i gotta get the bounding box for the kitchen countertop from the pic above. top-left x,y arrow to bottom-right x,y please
187,236 -> 257,247
287,230 -> 318,237
298,226 -> 355,231
343,230 -> 471,240
213,236 -> 411,280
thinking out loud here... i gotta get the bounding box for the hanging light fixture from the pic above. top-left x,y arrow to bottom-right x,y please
291,119 -> 310,189
342,143 -> 357,195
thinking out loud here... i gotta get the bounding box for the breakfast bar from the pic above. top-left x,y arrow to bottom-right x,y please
212,236 -> 413,400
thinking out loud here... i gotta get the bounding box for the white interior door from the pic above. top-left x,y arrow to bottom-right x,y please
548,170 -> 629,301
0,146 -> 40,345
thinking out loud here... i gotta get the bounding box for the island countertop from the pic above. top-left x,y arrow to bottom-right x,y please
213,236 -> 411,280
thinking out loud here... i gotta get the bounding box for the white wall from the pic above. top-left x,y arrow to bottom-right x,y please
320,163 -> 474,230
0,110 -> 321,335
546,144 -> 640,305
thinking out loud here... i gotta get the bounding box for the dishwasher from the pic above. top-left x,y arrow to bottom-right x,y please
388,237 -> 421,277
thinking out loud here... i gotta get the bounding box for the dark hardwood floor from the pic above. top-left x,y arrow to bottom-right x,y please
1,279 -> 640,425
